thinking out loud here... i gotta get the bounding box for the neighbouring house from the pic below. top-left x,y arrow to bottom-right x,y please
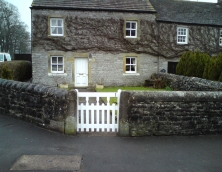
31,0 -> 222,87
150,0 -> 222,74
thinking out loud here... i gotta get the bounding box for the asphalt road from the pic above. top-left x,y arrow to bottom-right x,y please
1,114 -> 222,172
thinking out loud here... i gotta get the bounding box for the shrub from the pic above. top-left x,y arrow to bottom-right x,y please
203,53 -> 222,81
176,51 -> 210,78
0,60 -> 32,81
0,65 -> 12,80
176,51 -> 190,75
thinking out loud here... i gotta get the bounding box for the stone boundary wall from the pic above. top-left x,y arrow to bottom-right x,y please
152,73 -> 222,91
0,78 -> 77,134
1,78 -> 222,137
119,91 -> 222,137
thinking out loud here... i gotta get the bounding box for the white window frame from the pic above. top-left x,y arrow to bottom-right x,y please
125,21 -> 137,38
51,56 -> 64,73
125,57 -> 137,73
177,27 -> 188,44
219,29 -> 222,46
50,18 -> 64,36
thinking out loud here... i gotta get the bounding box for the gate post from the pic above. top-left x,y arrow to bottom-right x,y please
65,89 -> 77,135
118,91 -> 130,137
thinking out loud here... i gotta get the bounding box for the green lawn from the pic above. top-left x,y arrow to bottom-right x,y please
96,86 -> 167,104
95,86 -> 166,92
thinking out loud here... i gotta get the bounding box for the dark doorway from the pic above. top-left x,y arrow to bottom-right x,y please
168,62 -> 178,74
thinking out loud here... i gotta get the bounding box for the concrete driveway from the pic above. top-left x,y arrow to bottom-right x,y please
1,115 -> 222,172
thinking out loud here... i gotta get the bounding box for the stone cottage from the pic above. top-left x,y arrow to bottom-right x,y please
31,0 -> 222,87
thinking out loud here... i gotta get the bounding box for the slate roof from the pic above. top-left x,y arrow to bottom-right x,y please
31,0 -> 156,13
150,0 -> 222,26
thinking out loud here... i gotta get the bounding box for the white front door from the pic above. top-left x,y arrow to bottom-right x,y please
75,58 -> 88,87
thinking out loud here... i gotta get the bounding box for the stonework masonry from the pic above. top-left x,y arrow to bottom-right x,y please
119,91 -> 222,137
32,52 -> 158,87
0,78 -> 77,134
1,77 -> 222,137
31,9 -> 161,87
152,73 -> 222,91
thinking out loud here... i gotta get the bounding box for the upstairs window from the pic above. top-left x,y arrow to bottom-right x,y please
220,29 -> 222,46
125,57 -> 137,73
125,21 -> 137,38
50,18 -> 64,36
51,56 -> 64,73
177,27 -> 188,44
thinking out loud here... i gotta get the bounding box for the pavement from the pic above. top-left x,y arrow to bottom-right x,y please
1,114 -> 222,172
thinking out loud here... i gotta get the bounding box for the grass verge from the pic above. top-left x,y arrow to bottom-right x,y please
96,86 -> 167,104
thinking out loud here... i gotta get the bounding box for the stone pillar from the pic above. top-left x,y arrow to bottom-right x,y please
65,90 -> 77,135
118,91 -> 130,137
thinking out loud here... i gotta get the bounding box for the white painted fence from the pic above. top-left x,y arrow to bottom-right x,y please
76,89 -> 121,132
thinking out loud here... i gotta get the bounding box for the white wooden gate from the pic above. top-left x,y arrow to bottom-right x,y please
76,90 -> 121,133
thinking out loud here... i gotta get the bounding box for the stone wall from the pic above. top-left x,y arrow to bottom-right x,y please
0,78 -> 77,134
152,73 -> 222,91
119,91 -> 222,136
2,78 -> 222,137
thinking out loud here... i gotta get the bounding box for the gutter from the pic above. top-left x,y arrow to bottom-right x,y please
155,19 -> 222,27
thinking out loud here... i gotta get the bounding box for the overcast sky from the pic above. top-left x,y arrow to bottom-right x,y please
6,0 -> 33,33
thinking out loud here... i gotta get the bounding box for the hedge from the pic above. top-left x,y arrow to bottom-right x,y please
0,60 -> 32,81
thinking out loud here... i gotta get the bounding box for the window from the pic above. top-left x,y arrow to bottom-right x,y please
220,29 -> 222,46
50,18 -> 64,36
125,21 -> 137,38
125,57 -> 137,73
177,27 -> 188,44
51,56 -> 64,73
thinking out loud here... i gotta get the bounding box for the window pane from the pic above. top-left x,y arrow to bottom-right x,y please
126,65 -> 130,71
58,28 -> 63,34
126,22 -> 130,28
131,66 -> 135,71
51,19 -> 57,26
58,57 -> 63,63
131,30 -> 136,36
126,30 -> 130,36
182,29 -> 186,35
52,27 -> 57,34
58,65 -> 63,71
131,23 -> 136,29
131,58 -> 135,64
126,58 -> 131,64
52,65 -> 57,71
178,36 -> 185,42
57,20 -> 62,26
179,28 -> 186,35
52,57 -> 57,63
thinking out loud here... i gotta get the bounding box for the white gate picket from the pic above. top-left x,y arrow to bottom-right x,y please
76,90 -> 121,133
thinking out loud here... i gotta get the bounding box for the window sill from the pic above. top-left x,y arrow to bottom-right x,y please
48,35 -> 65,37
177,42 -> 188,45
48,73 -> 67,76
123,73 -> 140,76
125,37 -> 138,39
